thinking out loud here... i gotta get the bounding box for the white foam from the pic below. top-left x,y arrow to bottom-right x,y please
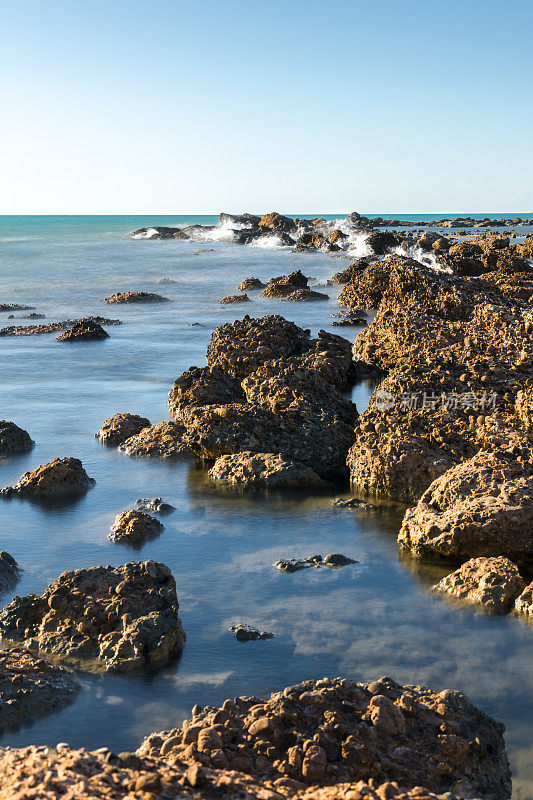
250,234 -> 291,249
129,227 -> 160,240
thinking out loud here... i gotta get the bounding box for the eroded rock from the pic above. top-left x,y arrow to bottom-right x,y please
220,294 -> 250,304
1,457 -> 95,498
56,320 -> 109,341
110,510 -> 164,544
229,624 -> 274,641
208,451 -> 327,488
0,421 -> 34,454
118,421 -> 194,459
104,292 -> 170,304
432,557 -> 526,613
96,413 -> 151,446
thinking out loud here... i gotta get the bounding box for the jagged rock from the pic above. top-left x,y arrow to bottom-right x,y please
0,421 -> 34,454
110,510 -> 164,544
56,320 -> 109,341
104,292 -> 170,304
331,317 -> 367,326
136,497 -> 175,514
138,676 -> 510,800
261,270 -> 310,299
366,230 -> 402,255
118,421 -> 194,458
516,234 -> 533,259
0,317 -> 121,337
1,457 -> 95,498
331,256 -> 376,284
398,449 -> 533,563
516,387 -> 533,430
220,294 -> 250,304
208,451 -> 327,488
515,581 -> 533,616
128,226 -> 190,239
168,366 -> 244,419
95,412 -> 151,445
229,624 -> 274,641
432,557 -> 526,613
238,277 -> 266,291
258,212 -> 296,235
0,552 -> 19,594
0,561 -> 185,673
0,648 -> 79,734
283,287 -> 329,301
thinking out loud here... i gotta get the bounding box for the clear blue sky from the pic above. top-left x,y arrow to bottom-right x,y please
1,0 -> 532,214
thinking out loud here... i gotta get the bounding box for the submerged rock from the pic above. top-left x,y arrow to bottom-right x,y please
1,457 -> 95,498
432,557 -> 526,613
0,648 -> 79,734
56,320 -> 109,341
110,510 -> 164,544
332,497 -> 376,510
139,676 -> 511,800
0,552 -> 19,594
0,316 -> 121,337
209,451 -> 328,488
136,497 -> 175,514
274,554 -> 357,572
219,294 -> 250,304
104,291 -> 170,304
0,421 -> 34,454
229,624 -> 274,641
96,412 -> 151,446
118,421 -> 194,459
0,561 -> 185,673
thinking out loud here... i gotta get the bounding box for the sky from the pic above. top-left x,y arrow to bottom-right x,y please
1,0 -> 532,214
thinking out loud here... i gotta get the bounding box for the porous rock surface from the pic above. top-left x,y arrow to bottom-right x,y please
515,581 -> 533,616
104,292 -> 170,304
0,560 -> 185,673
55,320 -> 109,341
208,452 -> 327,488
0,420 -> 34,454
118,421 -> 194,459
432,557 -> 526,613
220,294 -> 250,304
110,510 -> 164,544
0,648 -> 79,734
0,457 -> 95,498
138,676 -> 511,800
238,277 -> 265,291
96,413 -> 151,446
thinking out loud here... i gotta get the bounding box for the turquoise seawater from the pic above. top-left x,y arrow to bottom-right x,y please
0,215 -> 531,798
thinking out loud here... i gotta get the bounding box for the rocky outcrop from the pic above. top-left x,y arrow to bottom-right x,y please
118,421 -> 194,458
0,420 -> 34,454
284,287 -> 329,301
229,624 -> 274,641
110,510 -> 164,544
139,676 -> 511,800
0,316 -> 121,337
515,581 -> 533,616
366,230 -> 402,255
128,226 -> 190,239
1,457 -> 95,498
56,319 -> 110,341
0,648 -> 79,734
238,277 -> 266,291
0,552 -> 19,594
220,294 -> 250,304
432,557 -> 526,613
95,412 -> 151,445
398,448 -> 533,563
0,561 -> 185,673
516,234 -> 533,259
208,452 -> 327,488
168,366 -> 244,418
258,212 -> 297,235
104,291 -> 170,304
261,270 -> 311,299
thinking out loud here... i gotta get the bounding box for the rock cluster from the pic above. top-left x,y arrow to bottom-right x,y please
0,457 -> 95,498
274,554 -> 357,572
118,421 -> 194,458
0,561 -> 185,672
0,420 -> 34,454
209,452 -> 327,488
55,319 -> 110,341
104,292 -> 170,304
0,317 -> 121,337
96,412 -> 151,445
109,510 -> 164,545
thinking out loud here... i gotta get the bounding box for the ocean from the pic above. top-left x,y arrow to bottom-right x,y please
0,215 -> 531,797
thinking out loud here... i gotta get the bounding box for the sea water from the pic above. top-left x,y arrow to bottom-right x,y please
0,216 -> 531,798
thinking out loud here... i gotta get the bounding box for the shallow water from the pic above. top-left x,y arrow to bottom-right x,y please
0,216 -> 532,798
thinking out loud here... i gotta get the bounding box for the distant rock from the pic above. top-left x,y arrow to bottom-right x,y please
95,413 -> 151,446
274,554 -> 357,572
283,287 -> 329,301
433,557 -> 526,613
229,624 -> 274,641
238,277 -> 265,291
0,317 -> 121,337
56,320 -> 109,341
0,421 -> 34,454
219,294 -> 250,304
127,226 -> 189,239
0,303 -> 35,312
104,292 -> 170,304
1,457 -> 95,498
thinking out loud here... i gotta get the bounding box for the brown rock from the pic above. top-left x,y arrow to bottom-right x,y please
95,412 -> 151,446
432,557 -> 526,613
0,457 -> 95,498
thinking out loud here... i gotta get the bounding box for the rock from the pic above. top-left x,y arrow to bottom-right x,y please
110,510 -> 164,544
0,317 -> 121,337
0,303 -> 35,312
238,277 -> 265,291
398,449 -> 533,563
283,287 -> 329,301
0,561 -> 185,672
168,366 -> 244,418
322,553 -> 357,567
104,292 -> 170,304
331,256 -> 376,284
156,277 -> 179,284
258,212 -> 297,235
515,387 -> 533,430
432,557 -> 526,613
516,234 -> 533,259
261,270 -> 310,299
0,648 -> 79,734
366,230 -> 402,255
138,676 -> 511,800
220,294 -> 250,304
515,581 -> 533,616
208,451 -> 328,488
0,421 -> 34,454
136,497 -> 175,514
56,320 -> 109,341
331,317 -> 367,326
274,554 -> 356,572
118,421 -> 194,459
229,624 -> 274,641
128,226 -> 189,239
1,457 -> 95,498
0,552 -> 19,594
331,497 -> 376,510
95,413 -> 151,445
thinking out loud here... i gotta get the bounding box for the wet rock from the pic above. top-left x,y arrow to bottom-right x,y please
283,287 -> 329,301
0,421 -> 34,454
229,624 -> 274,641
0,316 -> 121,337
220,294 -> 250,304
516,234 -> 533,259
0,552 -> 19,594
138,676 -> 511,800
294,232 -> 340,253
56,320 -> 109,341
128,226 -> 189,239
156,277 -> 179,284
136,497 -> 175,514
331,317 -> 367,326
261,270 -> 310,299
432,557 -> 526,613
0,648 -> 79,734
515,581 -> 533,616
399,448 -> 533,563
331,256 -> 376,284
322,553 -> 358,567
110,510 -> 164,544
118,421 -> 194,459
0,303 -> 35,312
366,230 -> 402,255
95,412 -> 151,446
168,366 -> 244,418
258,212 -> 297,235
1,457 -> 95,498
238,277 -> 266,291
331,497 -> 376,510
208,451 -> 328,488
274,554 -> 356,572
104,291 -> 170,304
0,560 -> 185,672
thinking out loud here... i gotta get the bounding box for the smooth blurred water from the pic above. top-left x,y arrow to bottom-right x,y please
0,216 -> 531,798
